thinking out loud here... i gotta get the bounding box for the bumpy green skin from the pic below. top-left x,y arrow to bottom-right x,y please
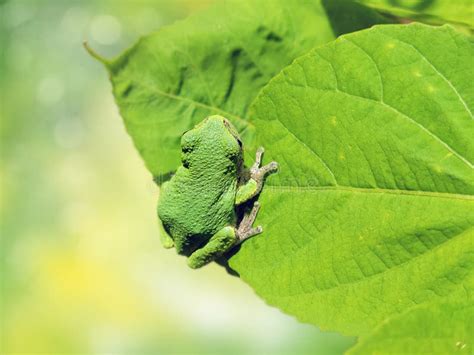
158,116 -> 259,268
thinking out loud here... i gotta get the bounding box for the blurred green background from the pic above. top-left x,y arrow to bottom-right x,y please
0,1 -> 354,353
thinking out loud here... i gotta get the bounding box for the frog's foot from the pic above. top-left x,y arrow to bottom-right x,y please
235,147 -> 278,205
236,201 -> 262,243
250,147 -> 278,184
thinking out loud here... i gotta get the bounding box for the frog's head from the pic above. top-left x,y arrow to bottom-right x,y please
181,115 -> 243,170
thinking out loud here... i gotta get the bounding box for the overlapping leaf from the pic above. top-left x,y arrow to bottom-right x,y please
356,0 -> 474,28
229,23 -> 474,336
99,0 -> 388,178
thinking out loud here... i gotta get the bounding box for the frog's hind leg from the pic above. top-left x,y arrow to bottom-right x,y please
187,226 -> 237,269
236,201 -> 262,243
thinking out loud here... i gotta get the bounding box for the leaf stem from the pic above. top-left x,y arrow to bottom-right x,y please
83,41 -> 112,68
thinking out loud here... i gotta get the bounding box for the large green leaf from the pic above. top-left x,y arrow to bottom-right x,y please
229,23 -> 474,336
98,0 -> 389,178
356,0 -> 474,28
348,300 -> 473,354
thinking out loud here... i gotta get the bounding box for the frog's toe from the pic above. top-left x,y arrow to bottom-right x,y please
237,226 -> 262,242
266,161 -> 278,172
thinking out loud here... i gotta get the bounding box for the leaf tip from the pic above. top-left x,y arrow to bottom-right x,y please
83,41 -> 112,69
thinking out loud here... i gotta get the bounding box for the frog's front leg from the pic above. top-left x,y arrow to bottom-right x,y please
187,226 -> 237,269
159,225 -> 175,249
235,147 -> 278,205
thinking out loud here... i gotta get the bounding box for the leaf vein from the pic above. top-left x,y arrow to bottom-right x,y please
265,94 -> 339,186
302,85 -> 473,169
128,80 -> 251,128
342,37 -> 384,101
384,34 -> 473,119
265,227 -> 473,297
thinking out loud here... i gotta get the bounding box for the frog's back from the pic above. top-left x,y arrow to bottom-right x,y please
158,165 -> 238,255
157,115 -> 242,255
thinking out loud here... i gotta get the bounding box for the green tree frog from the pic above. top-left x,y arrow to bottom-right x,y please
157,115 -> 278,268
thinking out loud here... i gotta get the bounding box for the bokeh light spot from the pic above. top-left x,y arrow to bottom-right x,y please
37,76 -> 65,106
90,15 -> 122,45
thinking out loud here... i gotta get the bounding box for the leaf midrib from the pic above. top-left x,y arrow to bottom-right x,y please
120,79 -> 253,129
266,184 -> 474,201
